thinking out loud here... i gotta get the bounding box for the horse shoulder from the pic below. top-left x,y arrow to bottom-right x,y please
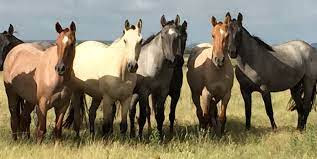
188,45 -> 212,69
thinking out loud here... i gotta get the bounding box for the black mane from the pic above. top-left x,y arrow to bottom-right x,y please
242,27 -> 274,52
142,20 -> 176,47
142,34 -> 156,46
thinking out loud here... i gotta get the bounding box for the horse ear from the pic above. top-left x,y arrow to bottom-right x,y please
182,21 -> 187,30
210,16 -> 217,27
55,22 -> 63,33
137,19 -> 142,32
8,24 -> 14,35
224,12 -> 231,24
161,15 -> 167,27
125,20 -> 130,30
237,12 -> 243,26
175,15 -> 180,26
70,21 -> 76,32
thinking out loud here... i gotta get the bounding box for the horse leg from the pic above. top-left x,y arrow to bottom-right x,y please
36,97 -> 48,143
88,98 -> 101,136
72,92 -> 83,138
129,93 -> 139,137
169,90 -> 181,133
218,90 -> 231,136
191,93 -> 203,129
261,92 -> 277,130
299,77 -> 315,131
154,93 -> 168,137
54,101 -> 69,140
290,83 -> 304,130
148,95 -> 156,133
209,100 -> 219,135
6,89 -> 20,140
119,97 -> 131,134
20,101 -> 35,139
138,93 -> 149,138
101,94 -> 115,136
200,88 -> 211,130
241,88 -> 252,130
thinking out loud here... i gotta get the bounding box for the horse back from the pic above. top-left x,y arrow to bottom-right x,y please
3,43 -> 45,81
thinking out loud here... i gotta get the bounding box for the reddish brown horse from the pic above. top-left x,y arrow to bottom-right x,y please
2,22 -> 76,143
187,13 -> 234,136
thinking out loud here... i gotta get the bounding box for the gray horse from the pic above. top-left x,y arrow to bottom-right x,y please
227,13 -> 317,131
129,15 -> 184,137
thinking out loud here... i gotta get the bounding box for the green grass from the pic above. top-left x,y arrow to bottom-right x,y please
0,62 -> 316,159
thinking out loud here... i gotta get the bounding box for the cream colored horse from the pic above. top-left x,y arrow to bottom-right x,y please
69,19 -> 143,136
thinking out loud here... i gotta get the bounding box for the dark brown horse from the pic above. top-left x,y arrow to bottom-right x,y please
2,22 -> 76,143
187,13 -> 234,136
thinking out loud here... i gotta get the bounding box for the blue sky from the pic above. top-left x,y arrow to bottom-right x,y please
0,0 -> 316,44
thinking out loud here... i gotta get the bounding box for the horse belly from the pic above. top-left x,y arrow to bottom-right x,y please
99,77 -> 136,100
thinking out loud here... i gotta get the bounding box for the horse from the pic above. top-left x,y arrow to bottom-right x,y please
123,15 -> 183,138
226,13 -> 317,131
64,19 -> 143,137
0,24 -> 23,71
163,19 -> 187,133
2,22 -> 76,143
187,13 -> 234,136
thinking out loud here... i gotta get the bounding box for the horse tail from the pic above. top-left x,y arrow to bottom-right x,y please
287,81 -> 317,111
63,94 -> 88,129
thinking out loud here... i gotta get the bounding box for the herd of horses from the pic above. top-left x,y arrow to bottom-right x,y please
0,12 -> 316,144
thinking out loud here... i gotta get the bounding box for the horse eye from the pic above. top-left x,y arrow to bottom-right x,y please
124,39 -> 127,44
140,39 -> 143,44
212,35 -> 215,38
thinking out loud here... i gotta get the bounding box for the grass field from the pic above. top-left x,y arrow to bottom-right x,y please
0,60 -> 316,159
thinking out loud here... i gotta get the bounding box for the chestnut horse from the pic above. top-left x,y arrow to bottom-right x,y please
187,13 -> 233,136
3,22 -> 76,143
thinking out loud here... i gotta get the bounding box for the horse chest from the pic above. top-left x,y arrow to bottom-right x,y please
203,68 -> 233,96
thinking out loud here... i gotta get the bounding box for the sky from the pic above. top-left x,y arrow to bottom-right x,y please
0,0 -> 316,45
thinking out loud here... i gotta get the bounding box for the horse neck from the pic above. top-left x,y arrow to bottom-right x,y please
139,34 -> 167,76
109,36 -> 124,48
237,30 -> 268,66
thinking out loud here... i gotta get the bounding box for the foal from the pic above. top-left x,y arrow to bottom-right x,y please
3,22 -> 76,142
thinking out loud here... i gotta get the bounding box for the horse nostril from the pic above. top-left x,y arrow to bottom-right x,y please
60,65 -> 66,72
55,63 -> 66,75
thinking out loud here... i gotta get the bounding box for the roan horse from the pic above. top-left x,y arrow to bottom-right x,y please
65,19 -> 143,137
127,15 -> 183,137
2,22 -> 76,143
227,13 -> 317,131
187,13 -> 234,136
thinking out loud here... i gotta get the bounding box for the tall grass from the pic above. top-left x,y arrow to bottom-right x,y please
0,62 -> 316,159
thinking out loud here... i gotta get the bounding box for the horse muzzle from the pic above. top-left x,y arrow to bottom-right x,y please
127,62 -> 138,73
55,63 -> 66,76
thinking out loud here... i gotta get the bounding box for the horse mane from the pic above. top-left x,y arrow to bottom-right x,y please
242,27 -> 274,52
142,20 -> 176,47
142,31 -> 161,46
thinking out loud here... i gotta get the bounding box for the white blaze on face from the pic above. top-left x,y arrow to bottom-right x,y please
220,29 -> 225,36
168,29 -> 176,35
62,36 -> 69,44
